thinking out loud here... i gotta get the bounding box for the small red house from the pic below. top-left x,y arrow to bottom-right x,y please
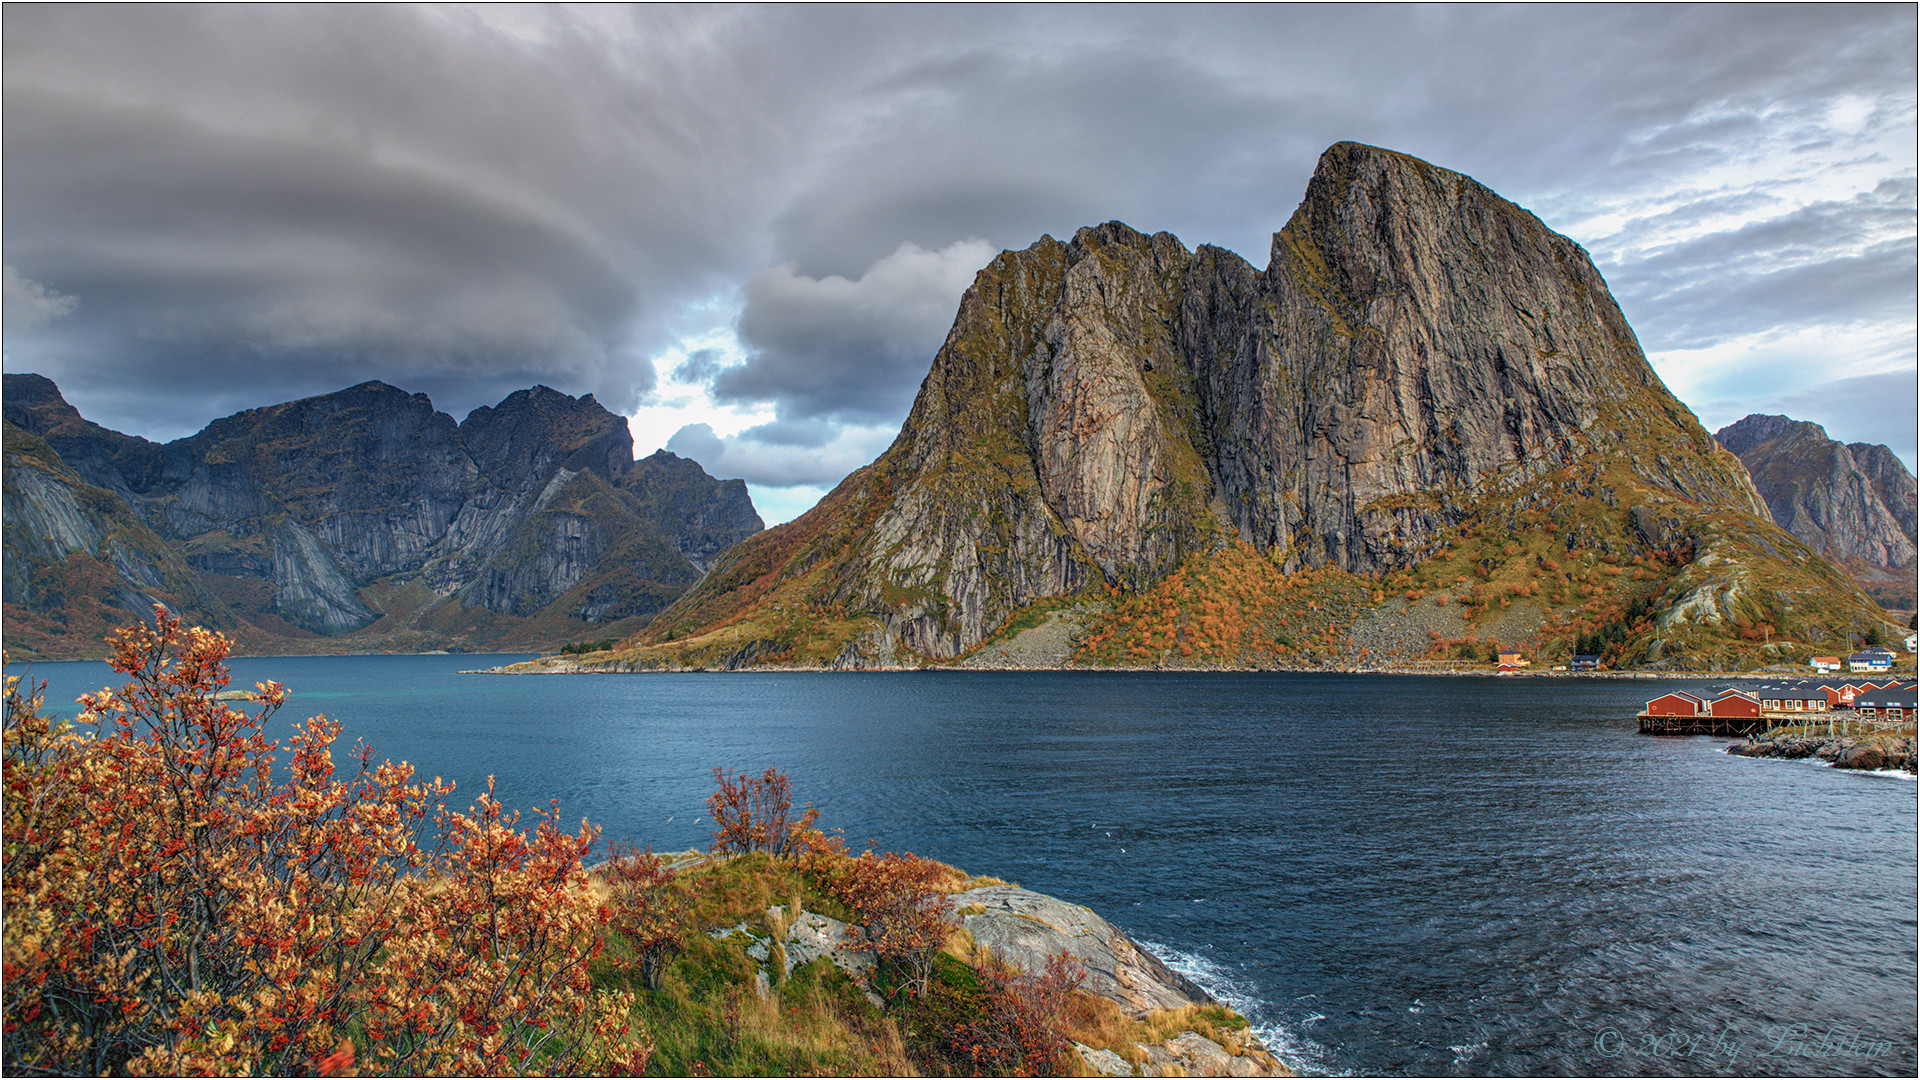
1645,691 -> 1707,717
1823,683 -> 1869,709
1708,690 -> 1761,718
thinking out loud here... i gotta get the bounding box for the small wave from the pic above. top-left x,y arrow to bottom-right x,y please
1451,1039 -> 1487,1066
1815,759 -> 1920,779
1135,936 -> 1337,1075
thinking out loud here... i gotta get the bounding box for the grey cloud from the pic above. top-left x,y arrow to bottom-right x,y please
738,418 -> 838,450
3,266 -> 78,328
1609,190 -> 1917,350
664,422 -> 726,470
1640,187 -> 1913,271
665,420 -> 893,488
712,239 -> 996,423
764,35 -> 1315,278
672,349 -> 727,385
2,4 -> 804,434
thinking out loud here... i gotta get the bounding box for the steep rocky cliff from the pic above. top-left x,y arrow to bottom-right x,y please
2,377 -> 762,658
565,142 -> 1892,673
1715,414 -> 1915,571
1848,441 -> 1919,543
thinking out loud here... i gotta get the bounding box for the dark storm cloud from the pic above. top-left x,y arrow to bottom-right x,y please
712,239 -> 995,424
3,4 -> 797,435
5,84 -> 641,429
2,4 -> 1913,472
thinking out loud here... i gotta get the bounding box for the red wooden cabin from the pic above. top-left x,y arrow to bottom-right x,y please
1708,690 -> 1760,718
1644,691 -> 1707,717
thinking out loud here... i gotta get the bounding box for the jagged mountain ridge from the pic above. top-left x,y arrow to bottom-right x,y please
1714,413 -> 1916,570
2,375 -> 762,657
1714,413 -> 1917,614
590,142 -> 1891,672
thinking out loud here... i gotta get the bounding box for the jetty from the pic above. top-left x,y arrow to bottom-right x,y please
1637,714 -> 1767,736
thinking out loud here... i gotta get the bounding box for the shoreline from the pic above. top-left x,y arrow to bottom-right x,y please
12,651 -> 1903,684
469,657 -> 1913,680
1727,732 -> 1918,774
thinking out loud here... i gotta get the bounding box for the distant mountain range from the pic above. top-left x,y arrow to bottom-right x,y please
2,374 -> 761,658
1715,413 -> 1916,613
534,142 -> 1898,674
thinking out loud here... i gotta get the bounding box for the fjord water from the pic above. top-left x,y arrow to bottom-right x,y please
16,657 -> 1916,1076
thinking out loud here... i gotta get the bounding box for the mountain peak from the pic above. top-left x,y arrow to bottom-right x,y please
589,143 -> 1888,674
1716,412 -> 1915,580
1714,413 -> 1831,455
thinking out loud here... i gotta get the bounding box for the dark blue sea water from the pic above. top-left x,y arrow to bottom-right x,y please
11,656 -> 1917,1076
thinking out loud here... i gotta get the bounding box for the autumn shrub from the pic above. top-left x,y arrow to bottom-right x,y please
826,850 -> 956,997
889,951 -> 1082,1076
1,611 -> 650,1076
708,765 -> 820,857
603,842 -> 692,991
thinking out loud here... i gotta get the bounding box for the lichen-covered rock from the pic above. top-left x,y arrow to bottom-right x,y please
771,906 -> 874,981
1168,1032 -> 1236,1075
954,884 -> 1213,1018
1075,1043 -> 1133,1077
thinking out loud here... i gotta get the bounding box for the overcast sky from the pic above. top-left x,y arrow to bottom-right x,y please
4,4 -> 1914,523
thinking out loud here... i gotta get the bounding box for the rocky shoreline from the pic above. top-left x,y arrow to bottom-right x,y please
700,872 -> 1290,1077
1727,733 -> 1917,773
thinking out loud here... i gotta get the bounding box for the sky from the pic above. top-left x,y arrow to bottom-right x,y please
3,5 -> 1915,524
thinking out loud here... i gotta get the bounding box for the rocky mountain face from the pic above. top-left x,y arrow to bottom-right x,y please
2,375 -> 762,657
575,142 -> 1891,673
1714,414 -> 1916,570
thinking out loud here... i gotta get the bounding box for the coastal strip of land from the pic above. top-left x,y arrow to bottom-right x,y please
1728,733 -> 1918,773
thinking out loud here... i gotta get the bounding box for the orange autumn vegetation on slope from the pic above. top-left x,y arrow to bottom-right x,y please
1076,540 -> 1375,666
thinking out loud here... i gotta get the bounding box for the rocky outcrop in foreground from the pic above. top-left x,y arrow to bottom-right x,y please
1727,734 -> 1916,773
710,882 -> 1289,1077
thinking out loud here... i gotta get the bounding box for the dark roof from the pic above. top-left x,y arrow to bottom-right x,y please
1855,692 -> 1917,710
1754,683 -> 1826,697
